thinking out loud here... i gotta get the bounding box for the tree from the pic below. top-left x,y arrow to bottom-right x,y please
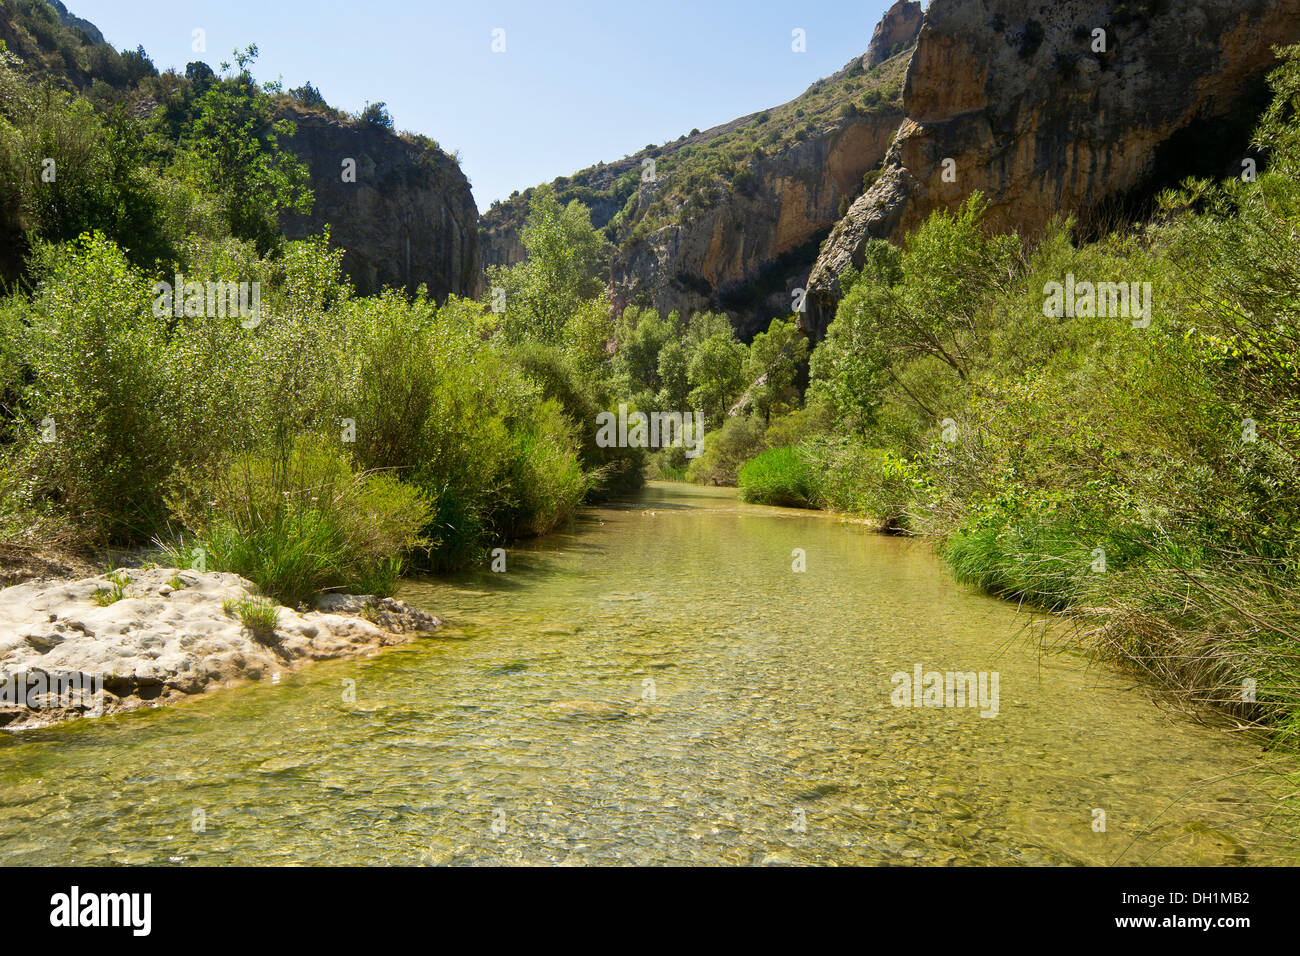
688,332 -> 748,427
175,45 -> 312,254
743,317 -> 809,423
486,185 -> 609,344
891,192 -> 1019,382
612,306 -> 673,395
809,275 -> 893,431
655,339 -> 691,410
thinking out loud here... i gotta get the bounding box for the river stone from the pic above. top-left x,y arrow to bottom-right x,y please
548,700 -> 629,720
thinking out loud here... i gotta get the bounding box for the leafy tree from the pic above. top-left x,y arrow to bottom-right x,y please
743,317 -> 809,423
655,339 -> 691,409
487,185 -> 609,344
688,332 -> 748,426
891,192 -> 1019,382
612,306 -> 674,395
174,45 -> 312,254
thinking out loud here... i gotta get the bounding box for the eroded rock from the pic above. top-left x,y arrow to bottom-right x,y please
0,569 -> 444,729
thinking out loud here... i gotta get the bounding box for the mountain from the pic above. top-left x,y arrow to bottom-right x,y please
479,2 -> 922,339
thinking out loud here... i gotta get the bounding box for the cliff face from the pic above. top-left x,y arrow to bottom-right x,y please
280,108 -> 480,300
865,0 -> 924,68
803,0 -> 1300,337
609,109 -> 902,338
480,19 -> 920,339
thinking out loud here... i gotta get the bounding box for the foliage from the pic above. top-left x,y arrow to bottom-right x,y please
173,46 -> 312,254
487,185 -> 609,344
737,446 -> 819,508
686,415 -> 766,486
170,437 -> 432,608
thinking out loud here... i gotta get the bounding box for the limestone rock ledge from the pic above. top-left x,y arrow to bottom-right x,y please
804,0 -> 1300,338
0,569 -> 444,729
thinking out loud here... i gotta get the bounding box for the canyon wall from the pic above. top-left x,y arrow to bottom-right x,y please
803,0 -> 1300,337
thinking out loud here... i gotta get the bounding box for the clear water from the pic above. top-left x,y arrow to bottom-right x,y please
0,482 -> 1288,865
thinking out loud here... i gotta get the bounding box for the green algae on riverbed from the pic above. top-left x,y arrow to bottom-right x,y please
0,483 -> 1292,865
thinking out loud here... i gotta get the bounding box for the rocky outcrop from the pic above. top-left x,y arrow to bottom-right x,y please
803,0 -> 1300,338
611,109 -> 902,338
0,568 -> 445,729
865,0 -> 923,68
480,27 -> 915,339
280,107 -> 480,300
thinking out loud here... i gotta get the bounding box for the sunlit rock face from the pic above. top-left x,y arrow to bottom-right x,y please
865,0 -> 924,69
607,109 -> 904,340
803,0 -> 1300,339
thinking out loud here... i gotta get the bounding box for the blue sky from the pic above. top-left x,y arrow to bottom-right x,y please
67,0 -> 899,208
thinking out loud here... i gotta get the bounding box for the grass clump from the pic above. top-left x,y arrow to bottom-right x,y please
222,595 -> 280,642
167,437 -> 433,609
737,446 -> 819,508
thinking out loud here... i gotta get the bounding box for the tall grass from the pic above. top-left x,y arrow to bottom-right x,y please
163,437 -> 432,607
737,446 -> 819,508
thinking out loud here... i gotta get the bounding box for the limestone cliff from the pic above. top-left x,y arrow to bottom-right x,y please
609,109 -> 902,338
865,0 -> 924,68
279,107 -> 480,300
803,0 -> 1300,338
480,31 -> 917,338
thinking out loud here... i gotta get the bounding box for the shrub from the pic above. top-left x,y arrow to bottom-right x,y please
738,446 -> 819,508
687,415 -> 766,486
358,101 -> 393,129
17,235 -> 183,541
493,399 -> 588,537
167,437 -> 432,607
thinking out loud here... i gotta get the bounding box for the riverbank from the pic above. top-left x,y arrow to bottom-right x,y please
0,567 -> 444,729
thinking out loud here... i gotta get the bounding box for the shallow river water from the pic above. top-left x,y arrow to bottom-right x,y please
0,482 -> 1289,865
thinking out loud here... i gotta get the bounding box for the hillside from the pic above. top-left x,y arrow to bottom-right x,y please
480,5 -> 918,338
0,0 -> 479,299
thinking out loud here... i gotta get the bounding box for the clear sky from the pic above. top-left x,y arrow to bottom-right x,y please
66,0 -> 900,208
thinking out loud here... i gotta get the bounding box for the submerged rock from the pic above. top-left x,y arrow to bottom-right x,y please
0,569 -> 444,729
548,699 -> 631,720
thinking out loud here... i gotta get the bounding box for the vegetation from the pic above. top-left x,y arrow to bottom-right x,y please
722,46 -> 1300,744
5,0 -> 1300,758
222,595 -> 280,641
480,47 -> 911,257
0,33 -> 623,604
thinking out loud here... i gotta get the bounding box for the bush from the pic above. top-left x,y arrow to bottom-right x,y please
167,437 -> 432,608
358,101 -> 393,129
493,399 -> 588,537
16,235 -> 184,540
687,415 -> 766,486
738,446 -> 819,508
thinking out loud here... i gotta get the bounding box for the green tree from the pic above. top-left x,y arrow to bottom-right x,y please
743,317 -> 809,423
175,45 -> 312,254
655,339 -> 691,409
688,332 -> 748,426
487,184 -> 609,344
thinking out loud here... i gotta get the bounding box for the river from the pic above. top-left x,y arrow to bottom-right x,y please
0,482 -> 1287,865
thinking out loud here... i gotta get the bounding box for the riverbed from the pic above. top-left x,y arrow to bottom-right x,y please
0,483 -> 1287,865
